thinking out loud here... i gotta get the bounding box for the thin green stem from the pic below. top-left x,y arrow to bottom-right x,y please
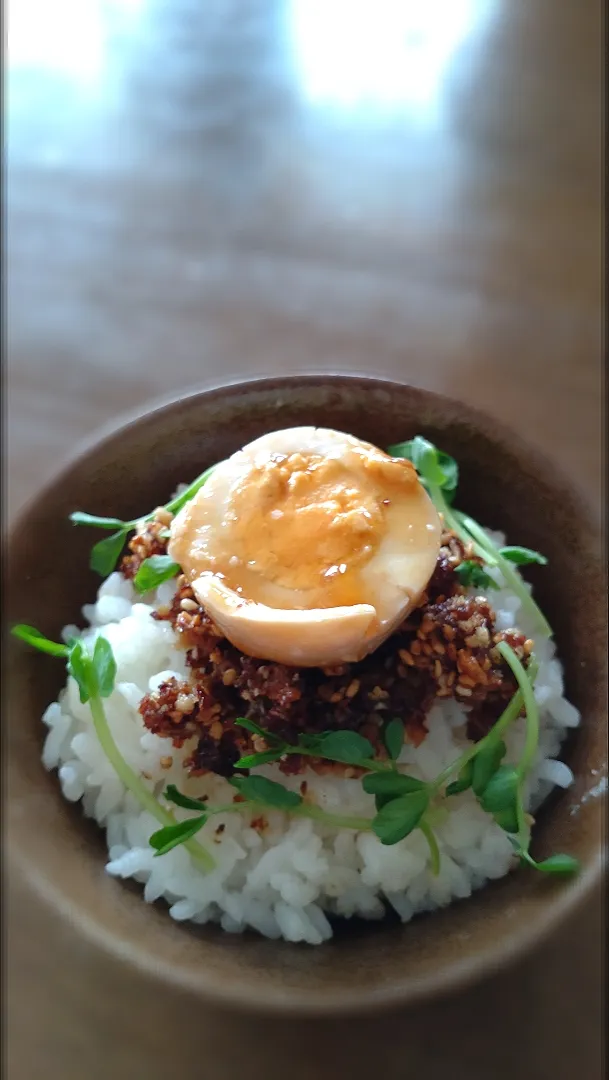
433,655 -> 538,796
427,482 -> 485,554
283,745 -> 391,774
497,642 -> 540,780
164,466 -> 216,516
495,642 -> 539,856
75,465 -> 217,535
205,798 -> 374,833
515,790 -> 530,852
456,513 -> 552,637
420,821 -> 441,875
89,696 -> 215,870
433,690 -> 524,792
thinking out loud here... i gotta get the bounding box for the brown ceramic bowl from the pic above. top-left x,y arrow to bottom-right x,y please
6,375 -> 606,1016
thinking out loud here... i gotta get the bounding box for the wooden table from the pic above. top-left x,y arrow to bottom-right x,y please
6,1 -> 603,1076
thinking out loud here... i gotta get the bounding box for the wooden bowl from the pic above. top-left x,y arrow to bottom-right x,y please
6,375 -> 606,1016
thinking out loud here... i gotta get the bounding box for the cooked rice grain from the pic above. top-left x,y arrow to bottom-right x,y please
41,534 -> 579,944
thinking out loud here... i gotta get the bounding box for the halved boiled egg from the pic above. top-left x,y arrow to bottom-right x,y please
168,427 -> 441,667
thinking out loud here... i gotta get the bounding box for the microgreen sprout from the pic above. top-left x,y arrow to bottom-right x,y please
133,554 -> 180,594
70,465 -> 216,576
11,625 -> 215,870
11,625 -> 577,880
455,561 -> 496,590
388,436 -> 551,637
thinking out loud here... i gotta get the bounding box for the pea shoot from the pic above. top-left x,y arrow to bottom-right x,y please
153,647 -> 574,878
11,625 -> 578,881
70,465 -> 216,577
11,624 -> 216,871
388,436 -> 551,636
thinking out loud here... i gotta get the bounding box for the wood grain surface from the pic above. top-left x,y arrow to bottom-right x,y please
6,0 -> 603,1077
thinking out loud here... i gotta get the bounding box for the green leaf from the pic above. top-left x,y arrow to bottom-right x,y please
420,820 -> 441,875
492,805 -> 520,834
436,451 -> 459,500
471,739 -> 507,796
234,750 -> 284,769
362,772 -> 428,797
500,546 -> 548,567
445,759 -> 474,796
10,624 -> 69,658
387,439 -> 415,460
527,853 -> 579,876
149,815 -> 207,856
90,530 -> 127,577
70,511 -> 128,530
372,790 -> 430,845
479,766 -> 519,813
133,554 -> 180,594
229,775 -> 302,809
388,438 -> 459,499
455,560 -> 495,590
164,785 -> 209,812
409,436 -> 446,487
298,734 -> 325,751
315,730 -> 374,764
234,717 -> 280,743
67,641 -> 96,703
384,718 -> 405,762
92,635 -> 117,698
234,717 -> 266,736
373,793 -> 392,811
457,514 -> 552,638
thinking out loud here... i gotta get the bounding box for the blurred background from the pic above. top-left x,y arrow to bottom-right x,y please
5,0 -> 603,1077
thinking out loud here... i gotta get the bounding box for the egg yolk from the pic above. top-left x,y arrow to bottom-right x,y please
169,444 -> 422,611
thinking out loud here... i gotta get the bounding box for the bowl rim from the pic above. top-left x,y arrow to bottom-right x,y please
6,373 -> 606,1017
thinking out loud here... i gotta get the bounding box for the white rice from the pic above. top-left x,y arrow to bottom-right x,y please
42,532 -> 579,944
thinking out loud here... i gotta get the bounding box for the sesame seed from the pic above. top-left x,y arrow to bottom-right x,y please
175,693 -> 196,713
154,507 -> 173,526
369,685 -> 389,701
399,648 -> 415,666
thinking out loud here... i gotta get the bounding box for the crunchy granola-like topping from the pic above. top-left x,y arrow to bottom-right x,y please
135,526 -> 529,780
121,517 -> 169,579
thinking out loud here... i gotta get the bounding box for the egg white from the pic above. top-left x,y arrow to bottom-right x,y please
169,427 -> 441,667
